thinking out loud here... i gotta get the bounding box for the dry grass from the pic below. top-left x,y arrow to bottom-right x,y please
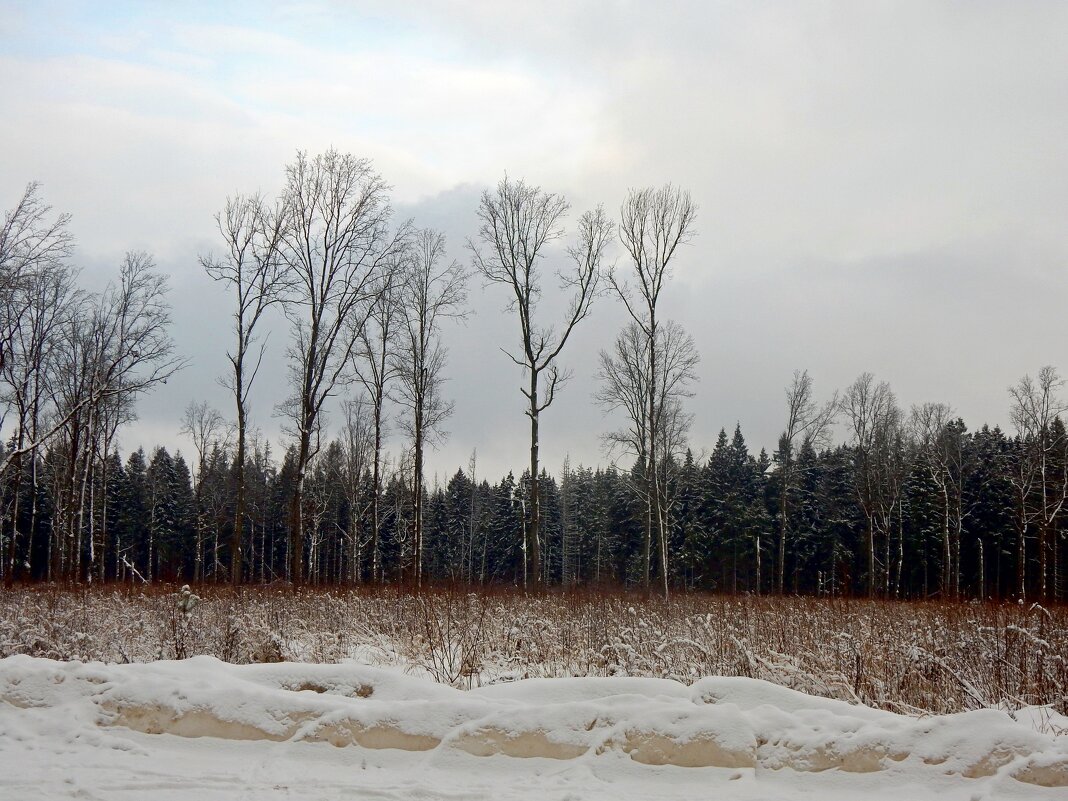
0,584 -> 1064,718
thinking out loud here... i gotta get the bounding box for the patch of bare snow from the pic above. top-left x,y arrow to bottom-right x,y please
0,655 -> 1065,800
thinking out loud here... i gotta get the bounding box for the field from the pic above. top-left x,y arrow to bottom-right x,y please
3,586 -> 1068,800
1,585 -> 1065,721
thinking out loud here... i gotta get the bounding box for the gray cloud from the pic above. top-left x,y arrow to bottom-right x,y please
2,1 -> 1067,479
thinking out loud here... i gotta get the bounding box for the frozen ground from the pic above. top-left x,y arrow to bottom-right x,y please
1,655 -> 1066,800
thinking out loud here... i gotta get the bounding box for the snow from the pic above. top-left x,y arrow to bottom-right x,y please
0,655 -> 1066,799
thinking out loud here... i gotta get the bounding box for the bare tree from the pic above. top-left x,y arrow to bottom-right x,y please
597,319 -> 699,595
775,370 -> 837,595
338,396 -> 374,583
909,402 -> 978,599
1,258 -> 79,583
0,184 -> 75,488
201,192 -> 288,584
179,400 -> 231,581
0,183 -> 73,376
1008,366 -> 1068,601
609,184 -> 696,597
841,372 -> 904,598
393,228 -> 468,586
49,252 -> 183,581
470,175 -> 611,589
352,272 -> 402,584
277,149 -> 407,585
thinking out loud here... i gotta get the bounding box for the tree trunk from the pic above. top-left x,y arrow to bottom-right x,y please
528,369 -> 542,588
413,393 -> 424,589
231,387 -> 246,585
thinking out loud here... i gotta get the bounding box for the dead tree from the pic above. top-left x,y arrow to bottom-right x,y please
470,176 -> 611,589
393,229 -> 468,587
609,184 -> 696,597
277,149 -> 406,585
201,193 -> 288,585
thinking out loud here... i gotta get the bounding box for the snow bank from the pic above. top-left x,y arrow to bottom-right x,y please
1,655 -> 1065,788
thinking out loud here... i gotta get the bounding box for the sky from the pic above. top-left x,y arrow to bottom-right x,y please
2,1 -> 1067,483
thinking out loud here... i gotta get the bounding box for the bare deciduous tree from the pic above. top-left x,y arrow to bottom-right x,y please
50,251 -> 183,581
0,183 -> 73,377
841,373 -> 905,598
352,273 -> 402,584
201,192 -> 288,585
597,319 -> 699,595
609,184 -> 696,597
1,259 -> 79,584
470,176 -> 611,589
338,396 -> 374,583
0,184 -> 76,491
1008,366 -> 1068,601
394,229 -> 468,587
180,400 -> 231,581
910,402 -> 974,599
277,149 -> 407,585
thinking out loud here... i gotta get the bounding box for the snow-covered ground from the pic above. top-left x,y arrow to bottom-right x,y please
1,655 -> 1065,800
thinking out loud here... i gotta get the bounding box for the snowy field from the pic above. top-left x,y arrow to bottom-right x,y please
1,655 -> 1066,800
1,587 -> 1066,799
2,587 -> 1065,716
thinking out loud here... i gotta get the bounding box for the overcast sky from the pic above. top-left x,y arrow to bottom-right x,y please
2,1 -> 1067,482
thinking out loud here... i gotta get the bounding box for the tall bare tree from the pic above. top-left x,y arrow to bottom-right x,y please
393,228 -> 468,586
470,176 -> 611,589
277,149 -> 406,584
609,184 -> 696,596
201,192 -> 288,584
50,252 -> 182,581
1,259 -> 79,583
0,184 -> 75,486
775,370 -> 837,595
597,319 -> 699,595
352,274 -> 402,584
1008,366 -> 1068,601
841,373 -> 904,598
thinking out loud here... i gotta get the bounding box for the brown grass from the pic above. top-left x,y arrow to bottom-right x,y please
0,584 -> 1064,717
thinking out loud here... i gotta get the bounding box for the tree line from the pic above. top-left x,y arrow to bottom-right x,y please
2,149 -> 1067,601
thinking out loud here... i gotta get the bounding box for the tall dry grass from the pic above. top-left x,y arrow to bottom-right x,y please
0,584 -> 1064,718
